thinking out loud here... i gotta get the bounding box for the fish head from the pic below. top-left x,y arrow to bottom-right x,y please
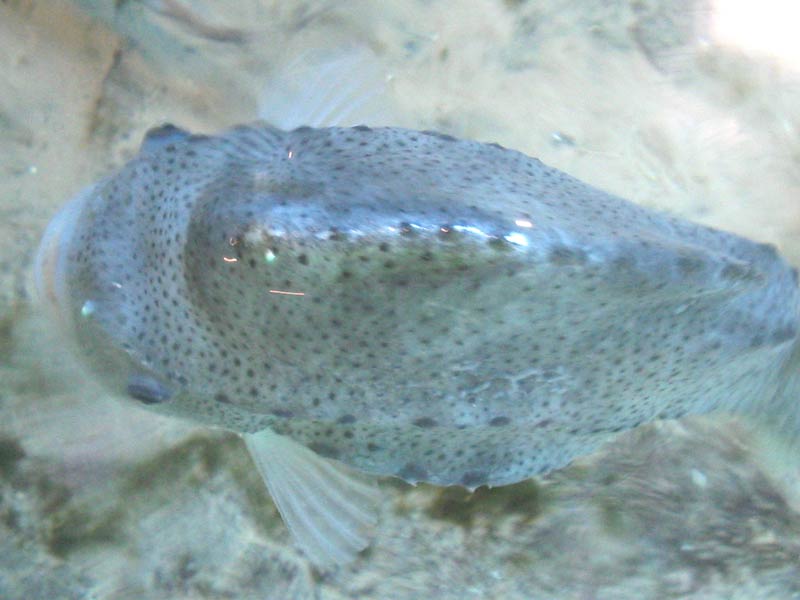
34,172 -> 180,414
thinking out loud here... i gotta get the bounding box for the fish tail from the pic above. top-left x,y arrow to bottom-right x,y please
768,338 -> 800,439
739,337 -> 800,493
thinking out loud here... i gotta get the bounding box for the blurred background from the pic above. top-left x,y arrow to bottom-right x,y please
1,1 -> 799,598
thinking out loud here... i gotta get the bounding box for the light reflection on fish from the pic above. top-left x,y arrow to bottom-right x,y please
34,51 -> 800,566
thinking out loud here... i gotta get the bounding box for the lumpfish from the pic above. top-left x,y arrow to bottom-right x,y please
34,49 -> 800,567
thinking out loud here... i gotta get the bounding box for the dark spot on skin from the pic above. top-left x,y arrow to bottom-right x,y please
548,245 -> 587,266
676,255 -> 704,275
488,236 -> 508,251
461,471 -> 488,488
308,443 -> 341,460
398,463 -> 429,482
771,326 -> 797,344
489,416 -> 510,427
271,409 -> 294,418
756,242 -> 778,258
379,242 -> 390,252
367,442 -> 381,452
399,222 -> 415,235
612,255 -> 635,271
337,414 -> 356,424
352,124 -> 372,132
298,254 -> 309,265
720,263 -> 750,281
412,417 -> 437,428
214,392 -> 231,404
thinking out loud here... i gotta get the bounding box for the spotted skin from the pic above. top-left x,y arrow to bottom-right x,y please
41,122 -> 800,487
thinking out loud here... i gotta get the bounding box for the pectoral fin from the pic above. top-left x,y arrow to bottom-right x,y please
244,428 -> 381,567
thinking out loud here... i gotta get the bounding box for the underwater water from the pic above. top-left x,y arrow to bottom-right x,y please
2,0 -> 800,598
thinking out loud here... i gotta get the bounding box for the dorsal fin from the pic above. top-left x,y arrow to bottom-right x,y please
258,46 -> 396,130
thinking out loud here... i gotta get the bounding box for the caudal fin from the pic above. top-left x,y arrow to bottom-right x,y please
737,337 -> 800,501
754,338 -> 800,441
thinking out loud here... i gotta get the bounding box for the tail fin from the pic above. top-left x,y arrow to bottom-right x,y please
740,338 -> 800,504
769,338 -> 800,437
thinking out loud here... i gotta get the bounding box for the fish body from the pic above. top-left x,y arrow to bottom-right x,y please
35,63 -> 800,566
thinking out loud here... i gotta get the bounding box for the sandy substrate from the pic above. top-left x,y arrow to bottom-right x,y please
2,1 -> 800,598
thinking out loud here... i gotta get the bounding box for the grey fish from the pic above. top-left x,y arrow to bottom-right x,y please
34,53 -> 800,566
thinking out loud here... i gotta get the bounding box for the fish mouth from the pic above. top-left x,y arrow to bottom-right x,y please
34,185 -> 93,318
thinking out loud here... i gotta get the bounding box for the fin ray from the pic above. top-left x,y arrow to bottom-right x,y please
244,429 -> 381,566
258,46 -> 394,129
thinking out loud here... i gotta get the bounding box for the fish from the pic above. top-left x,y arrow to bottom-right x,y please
33,48 -> 800,567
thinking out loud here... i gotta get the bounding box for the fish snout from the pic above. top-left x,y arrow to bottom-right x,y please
34,186 -> 92,320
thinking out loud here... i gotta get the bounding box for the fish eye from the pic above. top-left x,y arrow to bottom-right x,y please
126,374 -> 172,405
